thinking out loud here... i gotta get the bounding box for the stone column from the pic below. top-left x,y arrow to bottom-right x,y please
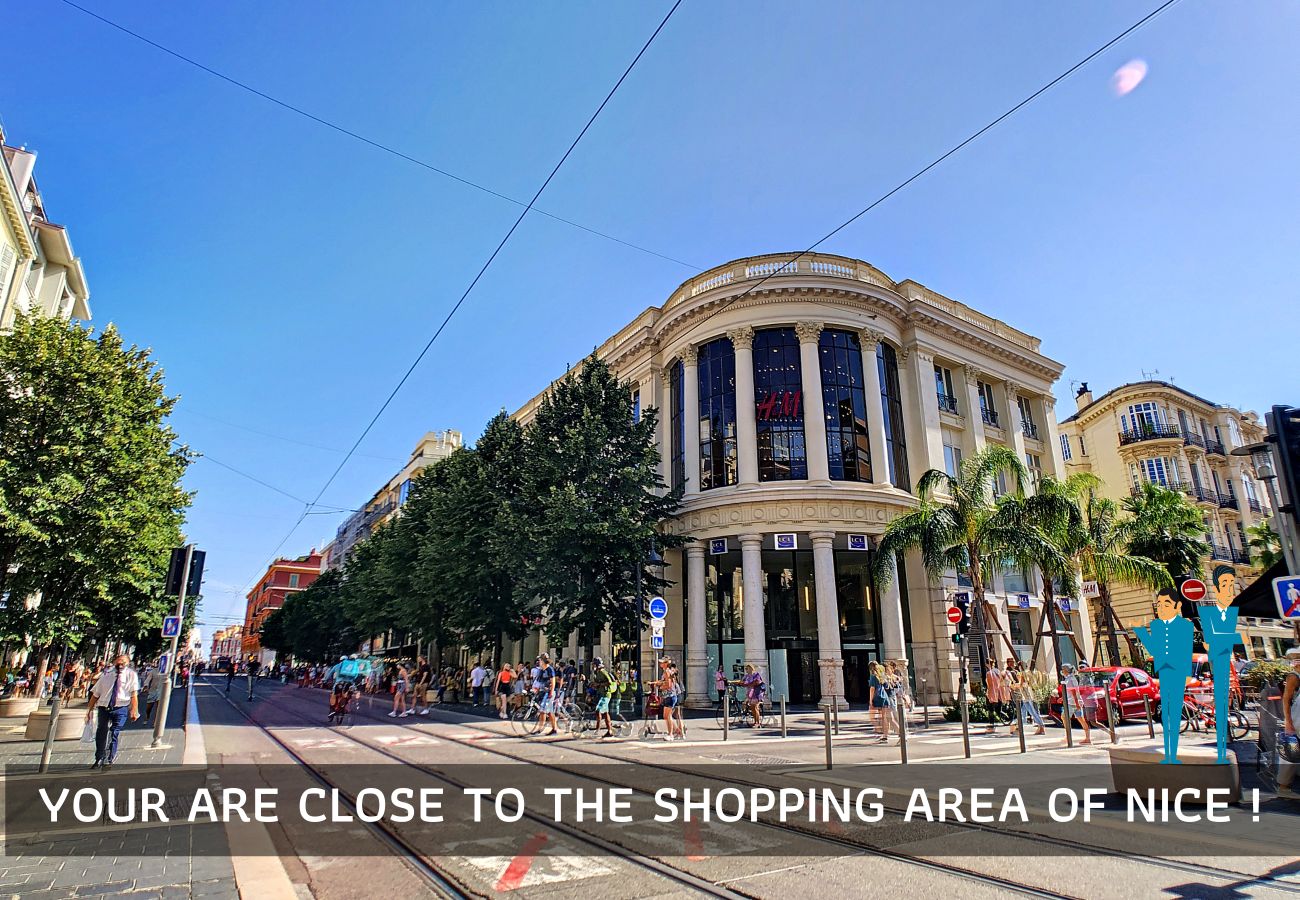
681,346 -> 700,499
907,345 -> 947,478
651,364 -> 671,490
1004,382 -> 1028,460
729,327 -> 759,488
879,575 -> 909,664
1041,395 -> 1067,478
810,531 -> 848,709
795,321 -> 830,483
739,533 -> 767,672
858,329 -> 893,488
963,363 -> 987,453
685,544 -> 710,707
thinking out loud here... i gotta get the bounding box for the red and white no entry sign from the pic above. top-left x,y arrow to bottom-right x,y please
946,606 -> 964,624
1180,578 -> 1207,601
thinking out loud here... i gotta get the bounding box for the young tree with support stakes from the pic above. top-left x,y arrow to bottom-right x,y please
1122,483 -> 1211,580
872,444 -> 1029,674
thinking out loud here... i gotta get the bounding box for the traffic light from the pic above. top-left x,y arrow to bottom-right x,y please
954,592 -> 972,635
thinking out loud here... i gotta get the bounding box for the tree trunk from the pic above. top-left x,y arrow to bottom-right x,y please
33,646 -> 50,699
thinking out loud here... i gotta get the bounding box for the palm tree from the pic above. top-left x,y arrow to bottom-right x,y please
873,444 -> 1028,669
1246,519 -> 1283,569
1122,483 -> 1210,578
999,473 -> 1171,670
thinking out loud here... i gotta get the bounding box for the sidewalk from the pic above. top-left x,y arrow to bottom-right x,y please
0,684 -> 240,900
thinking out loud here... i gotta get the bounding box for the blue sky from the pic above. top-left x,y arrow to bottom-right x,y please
4,1 -> 1297,635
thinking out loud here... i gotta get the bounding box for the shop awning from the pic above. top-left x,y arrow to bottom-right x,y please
1231,561 -> 1290,618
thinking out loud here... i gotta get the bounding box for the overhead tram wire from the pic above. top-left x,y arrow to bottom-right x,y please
239,0 -> 684,586
681,0 -> 1184,337
55,0 -> 701,273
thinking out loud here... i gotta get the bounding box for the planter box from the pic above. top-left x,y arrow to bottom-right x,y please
0,696 -> 40,718
24,708 -> 86,741
1108,745 -> 1240,803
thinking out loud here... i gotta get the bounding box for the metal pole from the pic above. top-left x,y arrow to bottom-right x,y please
634,561 -> 643,714
153,545 -> 192,748
1017,708 -> 1027,754
1103,685 -> 1118,744
896,700 -> 908,764
959,640 -> 971,759
1061,678 -> 1075,749
37,643 -> 71,773
780,694 -> 787,739
1144,695 -> 1155,739
722,696 -> 729,742
832,696 -> 839,735
823,707 -> 833,770
921,678 -> 928,729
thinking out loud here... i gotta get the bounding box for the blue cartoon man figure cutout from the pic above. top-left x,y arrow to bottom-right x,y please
1199,565 -> 1244,763
1132,590 -> 1194,764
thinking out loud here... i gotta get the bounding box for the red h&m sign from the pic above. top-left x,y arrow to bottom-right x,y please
757,390 -> 802,421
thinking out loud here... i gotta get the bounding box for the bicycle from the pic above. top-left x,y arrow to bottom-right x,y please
510,694 -> 545,736
717,685 -> 771,729
327,683 -> 358,726
1181,694 -> 1249,741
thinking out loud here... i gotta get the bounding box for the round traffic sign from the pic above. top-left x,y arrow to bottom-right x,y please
648,596 -> 668,620
946,606 -> 964,624
1180,578 -> 1207,602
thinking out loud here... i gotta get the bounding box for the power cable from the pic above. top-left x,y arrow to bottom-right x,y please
680,0 -> 1183,338
240,0 -> 684,587
55,0 -> 701,272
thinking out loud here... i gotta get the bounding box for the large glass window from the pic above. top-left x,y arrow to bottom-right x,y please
835,551 -> 879,643
705,550 -> 743,641
698,338 -> 737,490
818,329 -> 872,481
669,360 -> 685,492
876,342 -> 909,489
753,328 -> 807,481
943,440 -> 963,478
934,365 -> 958,413
1003,566 -> 1030,594
762,549 -> 817,639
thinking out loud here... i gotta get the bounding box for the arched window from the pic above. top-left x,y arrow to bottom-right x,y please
698,338 -> 737,489
754,328 -> 807,481
818,329 -> 872,481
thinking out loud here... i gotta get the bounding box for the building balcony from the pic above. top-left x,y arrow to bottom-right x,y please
1205,439 -> 1227,457
981,407 -> 999,427
1022,421 -> 1040,441
1181,431 -> 1205,450
1232,548 -> 1251,565
1192,485 -> 1220,506
937,392 -> 959,415
1130,480 -> 1194,497
1207,542 -> 1231,561
1247,497 -> 1262,513
1119,424 -> 1183,446
1218,493 -> 1239,511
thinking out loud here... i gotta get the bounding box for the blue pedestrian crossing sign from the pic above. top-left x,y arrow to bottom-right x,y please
651,634 -> 664,650
162,616 -> 181,638
649,596 -> 668,620
1274,575 -> 1300,620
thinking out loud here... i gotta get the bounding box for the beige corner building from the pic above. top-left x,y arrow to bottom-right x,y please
514,252 -> 1089,705
1058,381 -> 1291,659
0,125 -> 91,329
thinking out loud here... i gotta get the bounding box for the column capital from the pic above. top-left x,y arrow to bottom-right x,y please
685,542 -> 706,560
809,530 -> 836,545
679,344 -> 698,366
962,362 -> 984,381
906,343 -> 933,364
738,533 -> 764,548
794,321 -> 823,344
727,326 -> 755,350
858,327 -> 887,349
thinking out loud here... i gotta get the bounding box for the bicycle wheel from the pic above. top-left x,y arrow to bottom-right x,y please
510,704 -> 537,737
612,713 -> 633,738
715,701 -> 729,728
1228,711 -> 1250,742
1180,704 -> 1200,734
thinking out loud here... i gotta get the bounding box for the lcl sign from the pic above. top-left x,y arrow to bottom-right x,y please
757,390 -> 802,421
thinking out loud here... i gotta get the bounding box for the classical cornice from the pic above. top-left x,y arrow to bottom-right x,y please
664,490 -> 916,538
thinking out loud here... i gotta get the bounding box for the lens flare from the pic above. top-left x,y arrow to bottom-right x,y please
1111,59 -> 1148,96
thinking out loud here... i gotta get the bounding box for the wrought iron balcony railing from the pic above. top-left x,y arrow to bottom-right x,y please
1247,497 -> 1262,513
1181,431 -> 1205,449
1204,439 -> 1226,456
981,407 -> 999,427
1022,421 -> 1040,441
1218,493 -> 1239,511
1119,424 -> 1183,445
937,392 -> 959,414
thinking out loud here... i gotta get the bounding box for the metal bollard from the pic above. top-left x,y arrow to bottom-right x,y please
1017,706 -> 1027,754
832,697 -> 839,736
1103,689 -> 1118,744
921,678 -> 928,729
723,699 -> 729,742
1143,695 -> 1155,739
896,701 -> 908,764
780,695 -> 787,739
1062,688 -> 1075,749
824,707 -> 833,770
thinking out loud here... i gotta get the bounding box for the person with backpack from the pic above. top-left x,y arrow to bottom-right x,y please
589,658 -> 618,738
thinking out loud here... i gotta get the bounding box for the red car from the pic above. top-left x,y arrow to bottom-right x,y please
1048,666 -> 1160,724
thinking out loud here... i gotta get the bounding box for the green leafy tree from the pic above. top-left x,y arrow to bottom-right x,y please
1246,519 -> 1283,569
517,356 -> 683,657
0,313 -> 190,677
873,444 -> 1028,666
1122,483 -> 1210,578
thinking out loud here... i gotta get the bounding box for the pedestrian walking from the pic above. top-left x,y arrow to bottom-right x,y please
868,661 -> 892,741
1008,659 -> 1046,735
144,665 -> 165,724
389,664 -> 410,717
85,653 -> 140,769
714,665 -> 728,703
1060,664 -> 1093,745
470,661 -> 486,706
495,664 -> 514,719
533,655 -> 559,736
984,658 -> 1009,733
414,656 -> 432,715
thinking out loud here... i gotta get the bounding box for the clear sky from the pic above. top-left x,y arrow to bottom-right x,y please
4,1 -> 1297,635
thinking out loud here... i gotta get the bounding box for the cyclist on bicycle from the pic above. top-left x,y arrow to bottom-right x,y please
328,678 -> 358,724
733,663 -> 765,728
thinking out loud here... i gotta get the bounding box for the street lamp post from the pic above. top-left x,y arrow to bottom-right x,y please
153,545 -> 193,748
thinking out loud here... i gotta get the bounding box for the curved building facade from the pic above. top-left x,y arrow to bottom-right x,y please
516,252 -> 1076,705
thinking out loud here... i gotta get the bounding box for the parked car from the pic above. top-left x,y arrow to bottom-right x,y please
1048,666 -> 1161,724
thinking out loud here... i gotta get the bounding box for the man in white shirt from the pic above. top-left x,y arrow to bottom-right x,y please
85,653 -> 140,769
470,663 -> 487,706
